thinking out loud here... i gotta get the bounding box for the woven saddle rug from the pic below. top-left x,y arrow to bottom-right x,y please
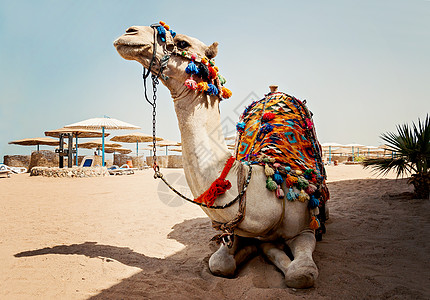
235,91 -> 329,205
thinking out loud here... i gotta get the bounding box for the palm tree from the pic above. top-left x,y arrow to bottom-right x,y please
362,115 -> 430,199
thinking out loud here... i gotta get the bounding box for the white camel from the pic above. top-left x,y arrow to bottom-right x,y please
114,23 -> 325,288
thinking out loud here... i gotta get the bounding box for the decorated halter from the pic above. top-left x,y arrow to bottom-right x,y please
153,21 -> 232,100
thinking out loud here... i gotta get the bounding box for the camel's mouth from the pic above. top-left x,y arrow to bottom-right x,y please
114,38 -> 152,60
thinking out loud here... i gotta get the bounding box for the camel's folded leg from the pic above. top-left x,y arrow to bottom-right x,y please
209,236 -> 258,277
260,242 -> 292,275
284,230 -> 318,288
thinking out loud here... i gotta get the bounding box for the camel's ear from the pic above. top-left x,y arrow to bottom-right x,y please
205,42 -> 218,59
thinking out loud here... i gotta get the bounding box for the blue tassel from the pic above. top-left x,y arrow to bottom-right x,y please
286,188 -> 297,201
157,26 -> 166,42
185,61 -> 199,75
206,84 -> 219,95
308,195 -> 319,208
273,171 -> 284,185
169,29 -> 176,38
285,166 -> 291,172
236,122 -> 246,132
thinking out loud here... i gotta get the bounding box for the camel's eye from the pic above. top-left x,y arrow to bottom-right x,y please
177,40 -> 190,49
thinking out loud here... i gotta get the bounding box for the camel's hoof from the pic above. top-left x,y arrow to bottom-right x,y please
208,249 -> 236,277
285,260 -> 318,288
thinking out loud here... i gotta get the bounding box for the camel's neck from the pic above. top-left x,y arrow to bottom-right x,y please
172,90 -> 231,196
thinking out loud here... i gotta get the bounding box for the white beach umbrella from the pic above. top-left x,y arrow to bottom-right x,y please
65,117 -> 140,166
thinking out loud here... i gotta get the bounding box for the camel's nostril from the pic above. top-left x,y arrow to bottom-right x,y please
125,27 -> 138,34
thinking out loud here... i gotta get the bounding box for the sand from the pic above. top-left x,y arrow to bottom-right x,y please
0,165 -> 429,299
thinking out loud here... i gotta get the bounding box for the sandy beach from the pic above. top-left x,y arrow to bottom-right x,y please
1,165 -> 429,299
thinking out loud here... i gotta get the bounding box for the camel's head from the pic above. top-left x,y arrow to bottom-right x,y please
114,22 -> 231,100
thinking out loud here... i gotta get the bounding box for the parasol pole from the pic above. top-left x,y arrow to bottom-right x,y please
37,144 -> 40,152
136,141 -> 139,156
75,134 -> 79,166
329,146 -> 332,163
102,127 -> 105,167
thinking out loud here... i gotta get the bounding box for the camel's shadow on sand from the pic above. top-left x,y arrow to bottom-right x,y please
15,218 -> 291,299
14,179 -> 429,299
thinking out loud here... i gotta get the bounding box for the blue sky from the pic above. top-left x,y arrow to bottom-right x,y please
1,0 -> 429,159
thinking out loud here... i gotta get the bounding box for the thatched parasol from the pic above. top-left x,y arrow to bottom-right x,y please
104,147 -> 132,154
321,142 -> 345,163
79,139 -> 121,150
344,143 -> 365,161
65,117 -> 140,166
9,137 -> 63,152
155,140 -> 181,155
170,146 -> 182,152
45,127 -> 110,165
110,132 -> 163,156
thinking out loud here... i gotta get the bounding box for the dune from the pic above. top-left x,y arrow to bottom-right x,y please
0,165 -> 429,299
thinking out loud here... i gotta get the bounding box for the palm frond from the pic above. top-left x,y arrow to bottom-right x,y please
362,157 -> 410,178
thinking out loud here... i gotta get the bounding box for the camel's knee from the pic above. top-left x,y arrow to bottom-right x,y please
209,244 -> 236,277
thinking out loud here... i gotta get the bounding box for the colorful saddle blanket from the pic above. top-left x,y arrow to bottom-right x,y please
235,92 -> 329,204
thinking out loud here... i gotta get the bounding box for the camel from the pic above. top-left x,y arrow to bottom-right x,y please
114,23 -> 327,288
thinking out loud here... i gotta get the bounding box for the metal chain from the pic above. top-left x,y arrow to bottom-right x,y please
151,75 -> 159,174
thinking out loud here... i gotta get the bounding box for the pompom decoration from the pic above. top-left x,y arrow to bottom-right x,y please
218,74 -> 226,85
265,164 -> 275,176
297,177 -> 309,190
261,123 -> 274,134
298,189 -> 310,202
163,24 -> 170,30
266,177 -> 277,191
309,216 -> 320,230
273,171 -> 284,185
208,67 -> 217,80
262,112 -> 276,122
311,207 -> 319,216
184,78 -> 197,90
305,184 -> 317,195
295,170 -> 303,176
185,61 -> 199,75
221,87 -> 232,99
169,29 -> 176,38
159,21 -> 166,26
305,118 -> 313,130
206,84 -> 219,95
285,166 -> 291,172
308,195 -> 319,209
214,66 -> 219,72
201,57 -> 208,64
286,188 -> 297,201
156,26 -> 166,42
197,82 -> 209,92
197,62 -> 209,81
273,163 -> 281,169
276,185 -> 285,199
236,122 -> 246,132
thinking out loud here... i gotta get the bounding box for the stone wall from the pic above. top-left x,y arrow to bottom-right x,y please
27,150 -> 59,172
114,154 -> 132,167
131,156 -> 148,169
146,155 -> 183,168
3,155 -> 31,169
30,166 -> 109,177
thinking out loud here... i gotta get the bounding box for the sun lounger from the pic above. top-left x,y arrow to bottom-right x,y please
108,164 -> 137,175
0,165 -> 12,178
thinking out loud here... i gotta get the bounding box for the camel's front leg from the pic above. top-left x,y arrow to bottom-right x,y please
285,230 -> 318,288
261,231 -> 318,288
209,236 -> 257,277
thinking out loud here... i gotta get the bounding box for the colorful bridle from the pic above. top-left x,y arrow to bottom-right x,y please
147,21 -> 232,100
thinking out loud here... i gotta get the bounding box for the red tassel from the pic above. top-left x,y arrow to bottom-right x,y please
194,156 -> 235,207
208,67 -> 217,80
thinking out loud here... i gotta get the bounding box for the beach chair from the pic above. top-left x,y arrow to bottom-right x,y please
0,165 -> 12,178
108,164 -> 137,175
80,156 -> 94,167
